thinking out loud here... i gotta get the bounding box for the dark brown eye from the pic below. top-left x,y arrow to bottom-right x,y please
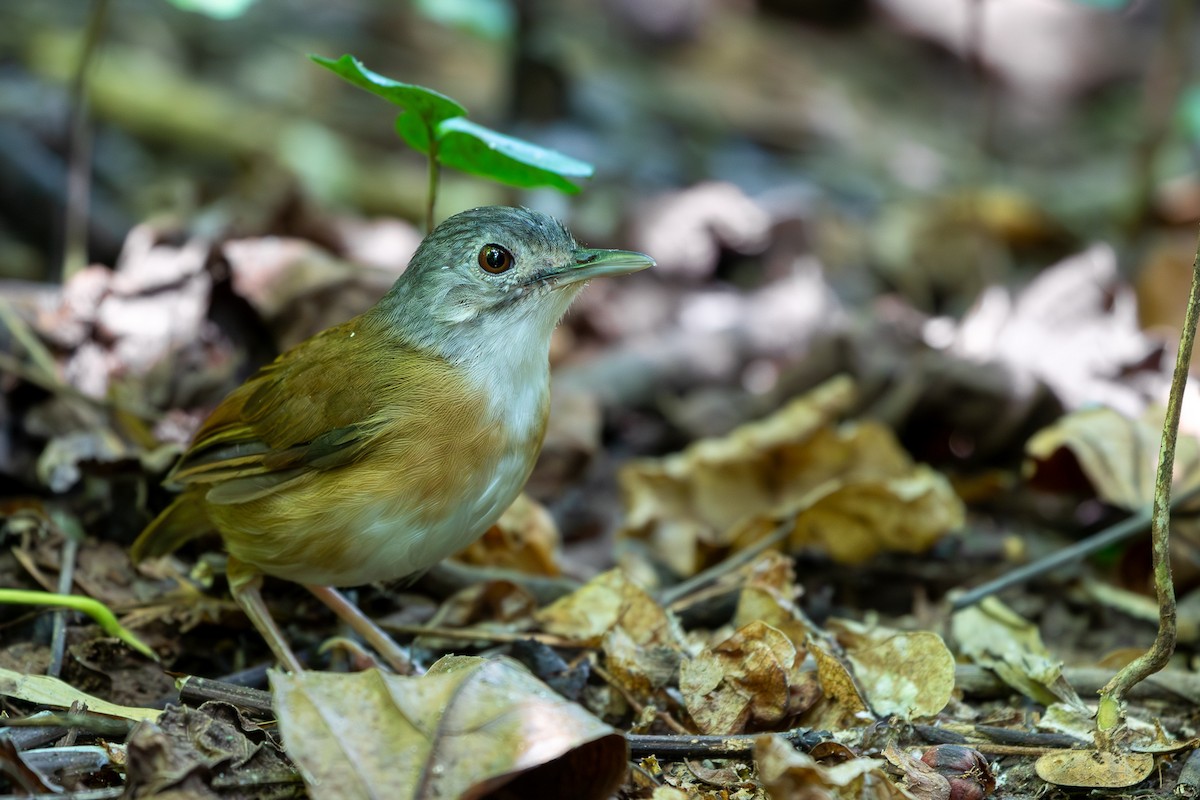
478,244 -> 514,274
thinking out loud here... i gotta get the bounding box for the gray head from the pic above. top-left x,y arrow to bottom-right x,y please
375,206 -> 653,362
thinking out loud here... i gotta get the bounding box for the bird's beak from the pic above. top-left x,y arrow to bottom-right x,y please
538,248 -> 655,287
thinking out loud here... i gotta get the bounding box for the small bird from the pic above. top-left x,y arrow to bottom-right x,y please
132,206 -> 653,671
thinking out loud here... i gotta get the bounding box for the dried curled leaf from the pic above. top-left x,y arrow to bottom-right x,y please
680,620 -> 815,734
951,597 -> 1081,708
272,658 -> 625,800
756,734 -> 910,799
829,619 -> 955,720
1025,406 -> 1200,510
620,376 -> 963,576
534,568 -> 684,648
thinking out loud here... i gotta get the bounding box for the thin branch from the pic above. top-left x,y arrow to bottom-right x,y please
1097,222 -> 1200,730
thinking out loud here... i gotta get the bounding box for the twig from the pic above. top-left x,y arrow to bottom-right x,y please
177,675 -> 273,715
951,482 -> 1200,610
48,537 -> 80,679
657,520 -> 792,608
1096,223 -> 1200,731
627,728 -> 825,760
380,621 -> 583,648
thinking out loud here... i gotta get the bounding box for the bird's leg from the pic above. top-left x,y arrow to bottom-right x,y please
227,557 -> 303,672
304,585 -> 413,674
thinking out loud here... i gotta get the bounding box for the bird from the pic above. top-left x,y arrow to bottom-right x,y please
131,206 -> 654,672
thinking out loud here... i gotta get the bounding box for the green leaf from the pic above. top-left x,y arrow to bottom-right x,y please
1180,85 -> 1200,143
310,54 -> 466,123
165,0 -> 258,18
434,117 -> 594,193
1068,0 -> 1127,8
395,111 -> 434,154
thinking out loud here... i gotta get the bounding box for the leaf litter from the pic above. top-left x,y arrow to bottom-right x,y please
7,6 -> 1200,796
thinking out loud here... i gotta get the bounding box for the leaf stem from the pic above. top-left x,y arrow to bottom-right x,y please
1096,223 -> 1200,730
0,589 -> 158,662
426,129 -> 440,234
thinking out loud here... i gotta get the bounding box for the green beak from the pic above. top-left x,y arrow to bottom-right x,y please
541,247 -> 654,287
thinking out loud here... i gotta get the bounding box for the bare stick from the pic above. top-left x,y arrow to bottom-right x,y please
1096,223 -> 1200,731
952,482 -> 1200,611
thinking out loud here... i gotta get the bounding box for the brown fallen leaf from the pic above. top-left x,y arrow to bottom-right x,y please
680,620 -> 814,735
1025,405 -> 1200,510
620,376 -> 963,577
534,568 -> 684,649
272,657 -> 626,800
1034,749 -> 1153,790
733,551 -> 814,649
454,493 -> 562,577
828,619 -> 955,720
805,636 -> 874,731
756,734 -> 911,799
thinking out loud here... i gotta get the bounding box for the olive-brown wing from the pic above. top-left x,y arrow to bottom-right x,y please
167,320 -> 398,496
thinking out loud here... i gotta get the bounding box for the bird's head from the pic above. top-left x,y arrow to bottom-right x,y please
377,206 -> 653,362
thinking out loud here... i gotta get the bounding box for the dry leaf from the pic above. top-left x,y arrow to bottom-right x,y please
0,666 -> 160,722
1034,749 -> 1153,789
829,619 -> 955,720
733,551 -> 813,649
125,702 -> 292,797
806,637 -> 874,730
602,625 -> 681,701
620,376 -> 962,576
1025,406 -> 1200,510
950,598 -> 1081,707
534,568 -> 684,648
756,735 -> 911,799
680,620 -> 812,734
454,493 -> 562,576
272,658 -> 626,800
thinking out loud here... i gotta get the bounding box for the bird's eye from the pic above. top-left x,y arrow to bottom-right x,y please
478,244 -> 514,274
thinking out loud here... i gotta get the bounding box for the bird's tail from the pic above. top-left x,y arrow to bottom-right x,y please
131,491 -> 214,562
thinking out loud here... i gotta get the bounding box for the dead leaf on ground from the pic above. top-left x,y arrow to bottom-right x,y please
1034,749 -> 1153,790
0,666 -> 160,722
631,182 -> 771,281
755,734 -> 910,799
271,657 -> 626,800
1025,405 -> 1200,510
805,636 -> 874,731
534,568 -> 684,649
732,551 -> 813,649
125,701 -> 295,798
828,618 -> 955,720
950,597 -> 1082,708
415,579 -> 538,651
620,375 -> 963,577
679,620 -> 815,734
454,493 -> 562,577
